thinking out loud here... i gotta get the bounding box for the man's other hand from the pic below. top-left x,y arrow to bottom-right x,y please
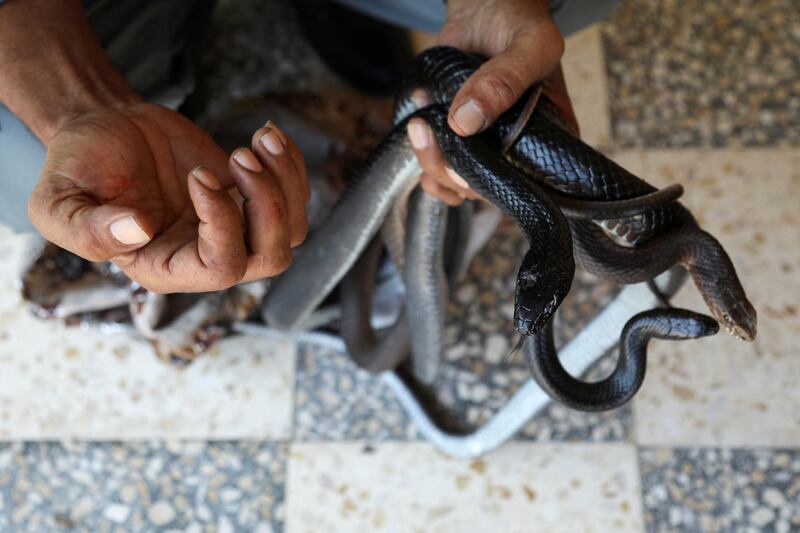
29,104 -> 310,292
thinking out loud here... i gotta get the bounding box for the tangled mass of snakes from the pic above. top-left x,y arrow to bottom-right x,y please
20,48 -> 757,412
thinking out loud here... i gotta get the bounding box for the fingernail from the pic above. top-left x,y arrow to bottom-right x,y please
110,215 -> 150,245
233,148 -> 263,172
407,121 -> 430,149
191,166 -> 221,190
260,128 -> 285,156
445,166 -> 470,189
452,99 -> 486,135
264,120 -> 287,144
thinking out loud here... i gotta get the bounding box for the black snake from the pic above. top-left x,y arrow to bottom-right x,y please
264,46 -> 757,411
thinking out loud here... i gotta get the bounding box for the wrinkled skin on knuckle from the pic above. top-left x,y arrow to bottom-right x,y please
73,227 -> 108,262
472,71 -> 522,112
262,247 -> 292,277
208,261 -> 246,290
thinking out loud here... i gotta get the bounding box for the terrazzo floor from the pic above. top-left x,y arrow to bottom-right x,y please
1,0 -> 799,531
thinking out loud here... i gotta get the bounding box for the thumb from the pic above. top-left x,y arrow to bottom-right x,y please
447,27 -> 564,136
29,183 -> 152,262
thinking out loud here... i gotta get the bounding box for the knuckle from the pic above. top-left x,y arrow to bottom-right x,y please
201,254 -> 247,289
259,246 -> 292,276
474,71 -> 522,110
73,231 -> 107,262
214,263 -> 246,289
268,196 -> 287,225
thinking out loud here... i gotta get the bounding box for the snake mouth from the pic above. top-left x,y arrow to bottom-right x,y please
719,313 -> 757,342
709,295 -> 757,342
514,293 -> 559,336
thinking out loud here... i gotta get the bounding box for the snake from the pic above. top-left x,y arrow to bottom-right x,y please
329,113 -> 576,389
338,190 -> 459,382
264,97 -> 577,341
263,46 -> 756,410
338,236 -> 412,373
399,47 -> 756,342
523,309 -> 720,411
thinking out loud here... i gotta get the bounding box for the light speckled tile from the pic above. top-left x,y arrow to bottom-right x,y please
285,442 -> 644,533
604,0 -> 800,147
608,149 -> 800,446
563,24 -> 612,148
634,321 -> 800,447
0,229 -> 296,440
639,448 -> 800,532
0,441 -> 286,532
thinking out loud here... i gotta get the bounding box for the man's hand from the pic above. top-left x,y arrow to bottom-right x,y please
29,104 -> 310,293
407,0 -> 579,204
1,0 -> 309,293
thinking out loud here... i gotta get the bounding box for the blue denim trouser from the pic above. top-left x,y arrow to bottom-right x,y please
0,0 -> 617,232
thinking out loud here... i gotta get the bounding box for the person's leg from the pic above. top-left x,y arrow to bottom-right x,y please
81,0 -> 212,106
334,0 -> 619,36
549,0 -> 619,36
333,0 -> 446,33
0,106 -> 46,233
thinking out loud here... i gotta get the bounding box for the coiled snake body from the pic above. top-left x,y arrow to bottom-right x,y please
264,47 -> 757,411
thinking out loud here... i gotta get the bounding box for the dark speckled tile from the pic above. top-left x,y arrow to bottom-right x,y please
604,0 -> 800,147
0,441 -> 287,532
639,448 -> 800,532
294,343 -> 418,441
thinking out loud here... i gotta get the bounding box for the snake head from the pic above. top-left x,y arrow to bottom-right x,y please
707,286 -> 758,341
513,255 -> 573,336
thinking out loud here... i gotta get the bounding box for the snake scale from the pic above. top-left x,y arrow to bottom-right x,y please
264,47 -> 756,411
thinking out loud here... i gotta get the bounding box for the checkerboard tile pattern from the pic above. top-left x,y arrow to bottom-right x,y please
1,1 -> 798,531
